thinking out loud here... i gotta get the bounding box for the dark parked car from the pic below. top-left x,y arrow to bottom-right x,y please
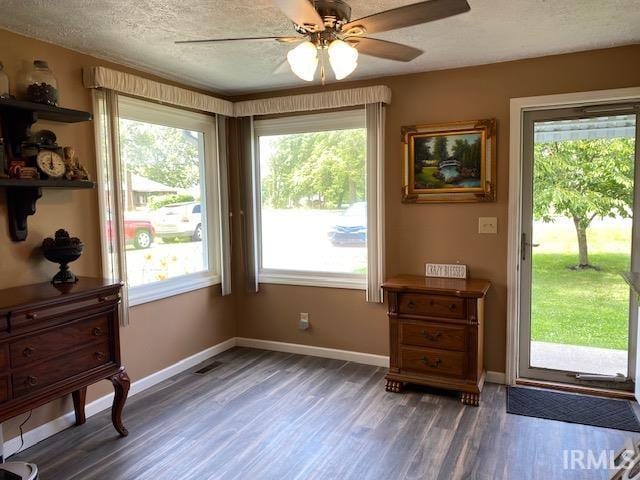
328,202 -> 367,246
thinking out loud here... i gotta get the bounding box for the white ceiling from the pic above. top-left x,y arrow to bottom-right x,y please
0,0 -> 639,95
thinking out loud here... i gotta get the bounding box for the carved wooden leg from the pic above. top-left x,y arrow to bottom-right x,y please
72,387 -> 87,426
109,368 -> 130,436
460,392 -> 480,406
385,379 -> 403,393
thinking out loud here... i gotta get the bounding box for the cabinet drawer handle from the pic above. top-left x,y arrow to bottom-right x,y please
98,296 -> 107,303
26,312 -> 38,320
92,327 -> 103,337
420,356 -> 442,368
407,301 -> 415,309
420,331 -> 442,342
26,375 -> 38,386
449,304 -> 457,310
94,351 -> 106,361
22,346 -> 35,357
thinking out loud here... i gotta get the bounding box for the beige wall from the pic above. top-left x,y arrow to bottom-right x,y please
0,29 -> 236,441
235,44 -> 640,374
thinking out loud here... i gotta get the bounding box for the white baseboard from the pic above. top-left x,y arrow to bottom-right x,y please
3,337 -> 237,457
4,336 -> 506,455
236,337 -> 390,367
486,371 -> 506,385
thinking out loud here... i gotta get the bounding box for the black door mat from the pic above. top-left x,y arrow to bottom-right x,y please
506,386 -> 640,432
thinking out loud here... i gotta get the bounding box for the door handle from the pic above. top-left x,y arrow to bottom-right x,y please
521,233 -> 540,260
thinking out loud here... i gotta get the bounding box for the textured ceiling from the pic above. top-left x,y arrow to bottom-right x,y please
0,0 -> 639,95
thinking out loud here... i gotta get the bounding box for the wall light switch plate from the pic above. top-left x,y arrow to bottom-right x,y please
478,217 -> 497,234
299,312 -> 310,330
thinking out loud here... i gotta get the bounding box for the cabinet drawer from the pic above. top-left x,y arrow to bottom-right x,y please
12,341 -> 111,398
401,322 -> 466,351
9,294 -> 118,332
0,376 -> 8,402
398,294 -> 465,319
400,346 -> 465,377
0,344 -> 8,371
10,316 -> 109,369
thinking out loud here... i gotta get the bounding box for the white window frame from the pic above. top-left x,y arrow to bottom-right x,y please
254,109 -> 367,290
100,95 -> 222,307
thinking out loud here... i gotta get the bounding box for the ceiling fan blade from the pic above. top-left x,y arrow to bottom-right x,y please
347,37 -> 423,62
175,36 -> 302,45
273,0 -> 325,31
341,0 -> 470,35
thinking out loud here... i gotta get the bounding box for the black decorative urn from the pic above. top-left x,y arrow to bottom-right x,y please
41,229 -> 84,284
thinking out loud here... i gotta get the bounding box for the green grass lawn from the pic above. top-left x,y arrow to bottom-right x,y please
531,245 -> 631,351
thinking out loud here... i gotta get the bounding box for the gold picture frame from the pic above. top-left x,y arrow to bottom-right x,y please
402,119 -> 496,203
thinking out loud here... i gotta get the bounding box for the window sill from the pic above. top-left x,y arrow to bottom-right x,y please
259,270 -> 366,290
128,272 -> 221,307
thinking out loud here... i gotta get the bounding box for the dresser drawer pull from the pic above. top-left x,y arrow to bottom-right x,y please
26,312 -> 38,320
92,327 -> 104,337
26,376 -> 38,386
94,351 -> 106,361
420,356 -> 442,368
22,346 -> 35,357
407,301 -> 415,309
98,296 -> 107,303
420,331 -> 442,342
449,304 -> 457,310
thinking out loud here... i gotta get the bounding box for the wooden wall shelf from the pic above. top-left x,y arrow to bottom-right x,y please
0,180 -> 95,242
0,100 -> 94,242
0,98 -> 92,124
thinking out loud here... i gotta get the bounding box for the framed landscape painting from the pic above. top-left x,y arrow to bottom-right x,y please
402,119 -> 496,203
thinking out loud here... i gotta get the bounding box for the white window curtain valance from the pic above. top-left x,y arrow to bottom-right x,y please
83,66 -> 234,117
233,85 -> 391,117
84,66 -> 390,119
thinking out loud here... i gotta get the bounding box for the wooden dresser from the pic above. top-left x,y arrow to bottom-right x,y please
0,278 -> 129,435
382,275 -> 490,406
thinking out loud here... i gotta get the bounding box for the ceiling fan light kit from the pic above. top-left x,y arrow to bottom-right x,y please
176,0 -> 470,84
327,39 -> 358,80
287,41 -> 319,81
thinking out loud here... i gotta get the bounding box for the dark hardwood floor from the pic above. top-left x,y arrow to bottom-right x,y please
12,347 -> 637,479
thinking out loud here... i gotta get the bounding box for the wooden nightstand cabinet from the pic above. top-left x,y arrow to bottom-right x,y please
382,275 -> 491,406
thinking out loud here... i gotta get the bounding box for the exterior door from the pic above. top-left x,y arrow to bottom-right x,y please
519,103 -> 640,390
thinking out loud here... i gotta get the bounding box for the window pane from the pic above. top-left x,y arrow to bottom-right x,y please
259,128 -> 367,275
118,118 -> 207,287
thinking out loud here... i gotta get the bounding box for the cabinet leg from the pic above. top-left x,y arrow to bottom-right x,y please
460,392 -> 480,406
385,379 -> 403,393
72,387 -> 87,426
109,368 -> 130,437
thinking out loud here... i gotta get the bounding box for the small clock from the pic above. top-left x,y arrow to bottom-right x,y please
36,150 -> 66,179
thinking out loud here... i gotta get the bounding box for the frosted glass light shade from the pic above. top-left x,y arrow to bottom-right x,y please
287,41 -> 318,82
328,40 -> 358,80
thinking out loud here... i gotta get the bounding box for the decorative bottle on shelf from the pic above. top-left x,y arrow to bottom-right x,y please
0,62 -> 9,99
19,60 -> 59,106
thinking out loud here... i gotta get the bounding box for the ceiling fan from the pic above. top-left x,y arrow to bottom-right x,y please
176,0 -> 470,83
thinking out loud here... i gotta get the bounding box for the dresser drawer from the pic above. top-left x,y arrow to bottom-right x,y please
400,346 -> 466,377
0,345 -> 8,371
9,294 -> 118,332
398,294 -> 465,319
12,341 -> 111,398
0,376 -> 9,402
10,316 -> 109,369
401,321 -> 466,351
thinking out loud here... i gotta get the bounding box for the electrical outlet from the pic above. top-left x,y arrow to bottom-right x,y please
299,312 -> 310,330
478,217 -> 497,234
